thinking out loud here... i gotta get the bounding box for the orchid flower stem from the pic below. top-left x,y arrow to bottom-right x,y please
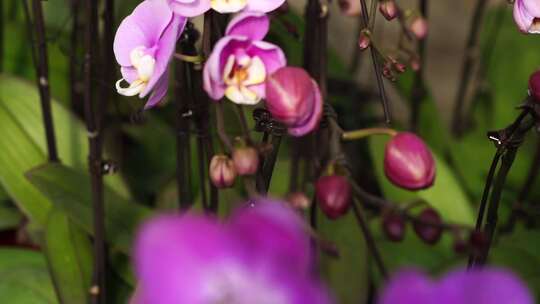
83,0 -> 106,302
0,2 -> 4,72
351,199 -> 389,279
471,111 -> 535,267
368,0 -> 378,29
235,105 -> 252,144
26,0 -> 59,162
342,127 -> 398,141
98,0 -> 114,131
502,139 -> 540,233
451,0 -> 489,137
215,102 -> 233,152
359,0 -> 391,123
257,133 -> 283,194
175,41 -> 194,210
410,0 -> 428,131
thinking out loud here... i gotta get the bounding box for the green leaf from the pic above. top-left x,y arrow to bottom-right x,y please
0,248 -> 58,303
318,212 -> 369,304
26,163 -> 152,253
44,209 -> 93,304
369,135 -> 474,225
0,207 -> 23,230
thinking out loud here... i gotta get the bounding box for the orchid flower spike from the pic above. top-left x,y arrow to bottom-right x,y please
514,0 -> 540,34
163,0 -> 286,16
131,199 -> 334,304
203,12 -> 287,105
114,0 -> 186,109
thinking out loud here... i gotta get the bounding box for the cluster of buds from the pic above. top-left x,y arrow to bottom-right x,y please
382,56 -> 407,81
209,145 -> 260,188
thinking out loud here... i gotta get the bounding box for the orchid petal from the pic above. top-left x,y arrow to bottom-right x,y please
226,12 -> 270,40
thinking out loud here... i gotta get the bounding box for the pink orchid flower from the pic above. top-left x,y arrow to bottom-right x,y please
203,12 -> 287,105
113,0 -> 186,109
162,0 -> 286,16
514,0 -> 540,34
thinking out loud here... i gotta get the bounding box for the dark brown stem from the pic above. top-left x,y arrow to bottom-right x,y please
359,0 -> 391,123
98,0 -> 114,131
472,112 -> 535,267
27,0 -> 59,162
410,0 -> 428,131
215,102 -> 233,152
0,1 -> 4,72
69,0 -> 84,116
503,139 -> 540,232
351,199 -> 388,279
451,0 -> 489,137
83,0 -> 106,302
235,105 -> 252,143
175,34 -> 194,210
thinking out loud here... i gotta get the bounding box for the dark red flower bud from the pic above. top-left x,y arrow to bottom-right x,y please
286,192 -> 311,210
232,147 -> 259,176
315,175 -> 351,219
358,30 -> 371,50
338,0 -> 362,16
379,0 -> 398,21
209,155 -> 236,188
453,236 -> 468,254
382,211 -> 406,242
384,132 -> 436,191
528,70 -> 540,102
469,230 -> 488,255
413,208 -> 443,245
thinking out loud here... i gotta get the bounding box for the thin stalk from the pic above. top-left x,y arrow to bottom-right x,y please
69,0 -> 83,115
342,127 -> 397,140
257,133 -> 283,193
451,0 -> 489,136
98,0 -> 114,131
215,102 -> 233,152
359,0 -> 391,123
410,0 -> 428,131
235,105 -> 252,143
351,200 -> 388,279
0,1 -> 4,72
503,140 -> 540,232
175,40 -> 194,210
29,0 -> 59,162
83,0 -> 106,302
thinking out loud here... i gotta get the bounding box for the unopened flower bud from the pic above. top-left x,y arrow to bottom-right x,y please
379,0 -> 397,21
469,230 -> 488,256
315,175 -> 351,219
209,154 -> 236,188
382,211 -> 406,242
384,132 -> 435,190
528,70 -> 540,102
266,67 -> 323,137
232,147 -> 259,176
413,208 -> 442,245
286,192 -> 311,210
410,56 -> 421,71
358,30 -> 371,50
410,16 -> 428,39
338,0 -> 362,17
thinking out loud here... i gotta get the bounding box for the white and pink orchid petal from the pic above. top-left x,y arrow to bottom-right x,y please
168,0 -> 211,17
226,12 -> 270,41
243,56 -> 266,86
211,0 -> 247,13
244,0 -> 285,13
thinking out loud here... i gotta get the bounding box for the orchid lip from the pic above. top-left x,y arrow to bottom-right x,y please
222,54 -> 266,105
116,78 -> 148,96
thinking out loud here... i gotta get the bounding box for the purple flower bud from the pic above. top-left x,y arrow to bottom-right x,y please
209,154 -> 237,188
357,30 -> 371,51
384,132 -> 436,190
529,70 -> 540,102
410,16 -> 428,40
382,211 -> 406,242
265,67 -> 323,137
232,147 -> 259,176
379,0 -> 397,21
315,175 -> 351,219
413,208 -> 442,245
286,192 -> 311,210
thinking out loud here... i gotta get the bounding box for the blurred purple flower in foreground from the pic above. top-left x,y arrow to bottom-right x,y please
132,200 -> 333,304
379,268 -> 533,304
114,0 -> 186,109
203,12 -> 286,105
514,0 -> 540,34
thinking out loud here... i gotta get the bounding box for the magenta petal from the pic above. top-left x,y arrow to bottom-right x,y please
378,269 -> 437,304
514,0 -> 534,33
226,12 -> 270,40
168,0 -> 211,17
438,268 -> 534,304
121,66 -> 139,83
134,214 -> 238,303
244,0 -> 286,13
141,15 -> 186,97
229,200 -> 312,274
144,70 -> 169,109
523,0 -> 540,17
114,0 -> 173,66
250,41 -> 287,74
288,79 -> 323,137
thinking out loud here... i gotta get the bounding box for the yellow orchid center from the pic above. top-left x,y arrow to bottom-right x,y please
223,54 -> 266,105
210,0 -> 248,13
116,47 -> 156,97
